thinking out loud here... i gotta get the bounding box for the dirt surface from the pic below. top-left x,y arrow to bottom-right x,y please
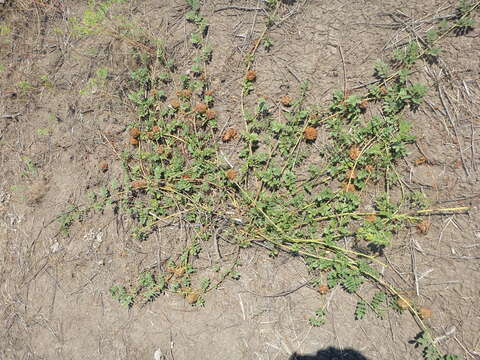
0,0 -> 479,359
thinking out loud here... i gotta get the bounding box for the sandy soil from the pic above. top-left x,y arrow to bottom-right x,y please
0,0 -> 479,359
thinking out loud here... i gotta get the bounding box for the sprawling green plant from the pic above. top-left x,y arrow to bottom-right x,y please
58,1 -> 478,358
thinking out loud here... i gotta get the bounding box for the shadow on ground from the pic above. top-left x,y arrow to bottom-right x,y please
289,347 -> 368,360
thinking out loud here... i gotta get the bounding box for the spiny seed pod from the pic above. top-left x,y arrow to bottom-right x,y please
186,291 -> 200,305
346,169 -> 357,179
194,103 -> 208,114
157,145 -> 164,154
206,109 -> 216,120
226,169 -> 237,180
415,156 -> 428,166
304,127 -> 317,141
396,297 -> 412,310
365,164 -> 374,172
280,95 -> 292,106
129,127 -> 141,139
130,137 -> 139,146
342,182 -> 356,192
359,99 -> 369,111
417,220 -> 430,234
318,284 -> 329,295
131,179 -> 147,189
173,266 -> 186,277
170,99 -> 181,109
246,69 -> 256,81
99,161 -> 109,172
349,145 -> 360,160
365,214 -> 377,222
222,128 -> 237,142
205,89 -> 214,96
419,307 -> 432,319
179,89 -> 192,98
152,125 -> 161,133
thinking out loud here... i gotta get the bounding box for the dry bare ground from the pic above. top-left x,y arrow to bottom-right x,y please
0,0 -> 479,359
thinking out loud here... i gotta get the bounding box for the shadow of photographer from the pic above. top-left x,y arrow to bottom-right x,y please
289,346 -> 368,360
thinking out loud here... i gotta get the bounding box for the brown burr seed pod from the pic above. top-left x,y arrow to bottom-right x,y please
130,137 -> 139,146
131,179 -> 147,189
245,69 -> 256,81
415,156 -> 428,166
177,89 -> 191,97
365,214 -> 377,222
365,164 -> 374,172
304,127 -> 317,141
194,103 -> 208,114
205,109 -> 216,120
346,169 -> 357,179
186,291 -> 200,305
359,99 -> 369,111
349,145 -> 360,160
342,182 -> 356,192
396,297 -> 412,310
280,95 -> 292,106
170,99 -> 181,109
222,128 -> 237,142
129,127 -> 141,139
419,307 -> 432,319
205,89 -> 214,96
226,169 -> 237,180
172,266 -> 186,277
318,284 -> 329,295
416,220 -> 431,234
